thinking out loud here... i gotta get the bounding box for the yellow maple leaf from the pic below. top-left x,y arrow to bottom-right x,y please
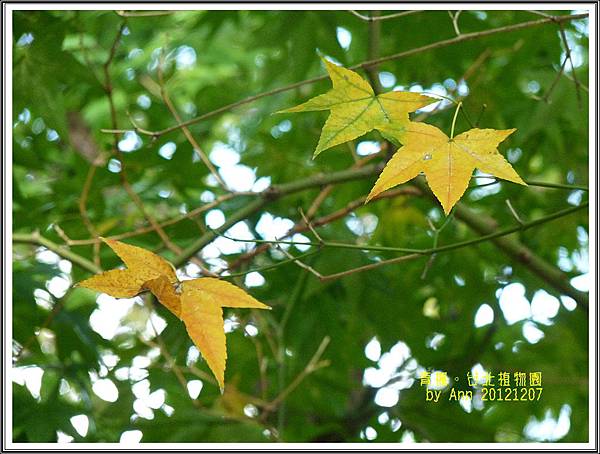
78,238 -> 178,307
366,122 -> 526,214
76,239 -> 270,389
144,274 -> 182,318
279,58 -> 436,157
181,278 -> 270,391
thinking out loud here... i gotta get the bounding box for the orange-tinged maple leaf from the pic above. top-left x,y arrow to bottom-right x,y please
101,237 -> 176,282
366,122 -> 526,214
181,278 -> 271,390
77,238 -> 177,301
144,274 -> 182,318
181,286 -> 227,390
76,269 -> 146,298
185,277 -> 271,310
76,239 -> 270,389
279,58 -> 436,157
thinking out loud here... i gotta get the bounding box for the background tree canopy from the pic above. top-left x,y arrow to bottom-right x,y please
11,9 -> 590,443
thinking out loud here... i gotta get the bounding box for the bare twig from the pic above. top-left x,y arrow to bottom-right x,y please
421,211 -> 455,279
505,199 -> 525,225
280,244 -> 422,282
100,13 -> 588,138
528,10 -> 584,107
298,208 -> 323,244
101,26 -> 216,276
13,292 -> 69,362
276,245 -> 320,275
470,175 -> 588,191
557,22 -> 583,108
224,185 -> 420,273
250,336 -> 268,400
102,24 -> 177,250
214,201 -> 588,305
414,179 -> 590,309
562,71 -> 589,92
197,169 -> 585,276
156,53 -> 228,190
140,334 -> 202,408
13,232 -> 101,274
365,11 -> 383,92
539,56 -> 569,103
414,47 -> 492,125
448,10 -> 462,36
52,224 -> 73,245
79,165 -> 101,267
475,103 -> 487,127
261,336 -> 331,414
349,10 -> 421,22
184,364 -> 218,385
115,10 -> 175,17
219,203 -> 586,255
61,192 -> 242,246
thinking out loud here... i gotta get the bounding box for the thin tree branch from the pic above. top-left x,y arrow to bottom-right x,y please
448,10 -> 463,36
216,202 -> 586,257
102,23 -> 179,251
298,208 -> 323,244
140,311 -> 202,408
214,202 -> 589,290
262,336 -> 330,413
557,22 -> 583,108
61,193 -> 243,246
279,245 -> 421,282
562,71 -> 589,92
184,364 -> 218,385
360,13 -> 587,68
471,176 -> 588,191
414,47 -> 492,124
365,11 -> 383,93
223,250 -> 321,279
17,199 -> 585,307
142,153 -> 587,268
13,291 -> 70,362
115,10 -> 175,17
455,201 -> 589,309
224,186 -> 420,274
539,55 -> 569,103
349,10 -> 420,22
100,13 -> 588,138
13,232 -> 101,274
413,178 -> 589,309
78,164 -> 101,267
505,198 -> 525,225
171,164 -> 385,267
102,26 -> 216,276
156,54 -> 228,190
528,10 -> 584,107
421,211 -> 455,279
14,161 -> 587,284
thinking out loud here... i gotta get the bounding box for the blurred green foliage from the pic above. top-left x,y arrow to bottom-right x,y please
12,9 -> 589,443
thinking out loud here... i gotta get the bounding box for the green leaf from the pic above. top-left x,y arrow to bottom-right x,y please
279,58 -> 436,156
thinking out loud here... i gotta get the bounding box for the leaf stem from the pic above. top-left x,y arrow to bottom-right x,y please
450,101 -> 462,139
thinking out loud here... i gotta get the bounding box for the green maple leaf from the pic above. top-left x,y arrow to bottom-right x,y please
279,58 -> 437,157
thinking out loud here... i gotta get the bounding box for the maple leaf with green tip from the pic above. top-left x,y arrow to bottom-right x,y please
279,58 -> 437,157
366,122 -> 526,214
